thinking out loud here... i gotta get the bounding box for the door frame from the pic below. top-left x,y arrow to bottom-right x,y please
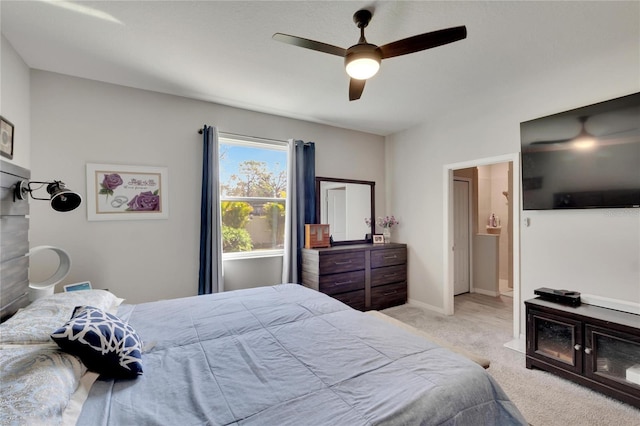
453,177 -> 473,295
443,153 -> 521,339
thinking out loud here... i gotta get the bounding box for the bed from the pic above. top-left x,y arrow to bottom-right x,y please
1,161 -> 526,425
1,284 -> 527,425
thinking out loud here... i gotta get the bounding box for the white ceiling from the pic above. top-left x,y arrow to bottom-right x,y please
1,1 -> 638,136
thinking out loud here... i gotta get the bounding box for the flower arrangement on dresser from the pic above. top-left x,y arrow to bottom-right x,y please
366,216 -> 399,243
376,215 -> 399,228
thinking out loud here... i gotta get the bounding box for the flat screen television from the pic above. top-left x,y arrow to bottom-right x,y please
520,92 -> 640,210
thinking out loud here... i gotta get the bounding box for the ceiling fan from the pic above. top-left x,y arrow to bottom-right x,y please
530,116 -> 596,148
273,9 -> 467,101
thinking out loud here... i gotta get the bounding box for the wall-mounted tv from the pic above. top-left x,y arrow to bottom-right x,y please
521,92 -> 640,210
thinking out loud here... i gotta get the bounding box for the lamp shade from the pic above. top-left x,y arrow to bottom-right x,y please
47,182 -> 82,212
14,179 -> 82,212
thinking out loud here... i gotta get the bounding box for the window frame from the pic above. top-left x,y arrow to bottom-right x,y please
218,133 -> 289,260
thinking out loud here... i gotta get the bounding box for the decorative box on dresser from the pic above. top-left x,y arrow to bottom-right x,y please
301,243 -> 407,311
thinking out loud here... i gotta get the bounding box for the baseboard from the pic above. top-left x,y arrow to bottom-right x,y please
581,294 -> 640,315
473,288 -> 500,297
407,298 -> 447,315
504,335 -> 526,354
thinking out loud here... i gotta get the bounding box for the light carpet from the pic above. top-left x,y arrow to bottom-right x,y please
381,298 -> 640,426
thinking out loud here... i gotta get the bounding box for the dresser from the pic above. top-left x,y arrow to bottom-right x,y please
301,243 -> 407,311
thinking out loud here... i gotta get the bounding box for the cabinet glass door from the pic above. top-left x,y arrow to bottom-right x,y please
529,310 -> 582,372
586,325 -> 640,391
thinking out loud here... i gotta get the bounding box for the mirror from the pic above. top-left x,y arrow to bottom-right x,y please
315,177 -> 375,245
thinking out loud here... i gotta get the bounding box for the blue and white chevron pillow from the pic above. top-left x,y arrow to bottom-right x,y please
51,306 -> 143,379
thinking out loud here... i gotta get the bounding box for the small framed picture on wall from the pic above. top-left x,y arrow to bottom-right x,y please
372,234 -> 384,244
0,116 -> 15,160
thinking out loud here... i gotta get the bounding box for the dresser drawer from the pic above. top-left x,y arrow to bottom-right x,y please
370,282 -> 407,310
371,264 -> 407,287
371,248 -> 407,268
332,289 -> 365,311
319,252 -> 365,273
319,270 -> 365,295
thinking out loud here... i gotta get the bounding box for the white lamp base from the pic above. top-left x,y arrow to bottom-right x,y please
28,285 -> 56,301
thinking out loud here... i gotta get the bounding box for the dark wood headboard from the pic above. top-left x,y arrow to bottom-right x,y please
1,160 -> 30,321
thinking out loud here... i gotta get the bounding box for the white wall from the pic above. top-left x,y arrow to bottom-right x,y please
29,71 -> 384,303
478,163 -> 510,281
386,36 -> 639,331
0,35 -> 30,169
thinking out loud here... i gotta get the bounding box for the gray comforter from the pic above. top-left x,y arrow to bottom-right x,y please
78,284 -> 526,425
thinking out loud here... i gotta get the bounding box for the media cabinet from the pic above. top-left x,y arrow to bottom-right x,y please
525,298 -> 640,408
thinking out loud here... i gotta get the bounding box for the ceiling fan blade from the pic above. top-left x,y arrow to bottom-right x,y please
379,26 -> 467,59
272,33 -> 347,57
530,139 -> 571,145
349,79 -> 366,101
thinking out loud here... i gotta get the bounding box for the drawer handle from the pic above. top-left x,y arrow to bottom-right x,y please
333,280 -> 353,286
334,260 -> 353,265
383,255 -> 398,259
383,290 -> 398,296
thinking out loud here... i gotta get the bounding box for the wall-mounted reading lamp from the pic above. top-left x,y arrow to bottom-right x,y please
14,180 -> 82,212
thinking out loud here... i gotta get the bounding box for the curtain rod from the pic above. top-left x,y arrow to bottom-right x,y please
197,127 -> 287,144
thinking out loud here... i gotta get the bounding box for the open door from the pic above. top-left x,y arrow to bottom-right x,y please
453,178 -> 471,295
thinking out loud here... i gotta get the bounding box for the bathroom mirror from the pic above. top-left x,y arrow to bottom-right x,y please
315,177 -> 375,245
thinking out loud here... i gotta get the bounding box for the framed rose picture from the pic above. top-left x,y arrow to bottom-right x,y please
86,163 -> 169,221
0,116 -> 15,160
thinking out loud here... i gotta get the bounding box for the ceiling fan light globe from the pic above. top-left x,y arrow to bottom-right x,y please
345,44 -> 381,80
346,57 -> 380,80
572,135 -> 597,150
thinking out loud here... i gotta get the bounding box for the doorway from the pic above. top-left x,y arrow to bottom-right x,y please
443,153 -> 521,341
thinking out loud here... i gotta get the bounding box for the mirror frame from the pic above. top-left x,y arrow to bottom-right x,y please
315,177 -> 375,246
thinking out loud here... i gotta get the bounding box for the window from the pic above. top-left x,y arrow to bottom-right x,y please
219,135 -> 288,258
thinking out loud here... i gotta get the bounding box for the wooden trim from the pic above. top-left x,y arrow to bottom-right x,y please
1,160 -> 31,321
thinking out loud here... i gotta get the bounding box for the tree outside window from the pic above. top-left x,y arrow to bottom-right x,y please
219,138 -> 288,255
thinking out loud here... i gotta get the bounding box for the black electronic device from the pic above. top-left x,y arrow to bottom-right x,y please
520,92 -> 640,210
534,287 -> 581,306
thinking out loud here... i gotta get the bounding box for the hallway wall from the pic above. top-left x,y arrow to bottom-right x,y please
477,164 -> 510,282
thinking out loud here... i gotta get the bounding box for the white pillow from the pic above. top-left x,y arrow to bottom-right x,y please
0,290 -> 124,344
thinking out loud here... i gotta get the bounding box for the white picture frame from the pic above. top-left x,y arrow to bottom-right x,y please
64,281 -> 92,292
372,234 -> 384,244
86,163 -> 169,221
